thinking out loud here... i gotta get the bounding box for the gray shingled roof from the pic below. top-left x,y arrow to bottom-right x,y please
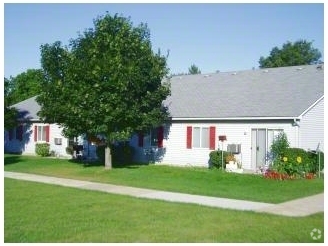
164,64 -> 324,119
11,65 -> 324,121
10,96 -> 40,121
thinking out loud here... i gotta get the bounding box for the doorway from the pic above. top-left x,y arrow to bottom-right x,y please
251,129 -> 283,170
251,129 -> 266,170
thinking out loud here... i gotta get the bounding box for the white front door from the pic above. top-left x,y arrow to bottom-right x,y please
251,129 -> 266,170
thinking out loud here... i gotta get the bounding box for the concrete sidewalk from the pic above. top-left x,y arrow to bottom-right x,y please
4,171 -> 324,217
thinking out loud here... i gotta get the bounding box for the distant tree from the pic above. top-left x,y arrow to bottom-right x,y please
37,13 -> 170,169
4,77 -> 19,130
6,69 -> 43,105
259,40 -> 322,68
188,64 -> 201,74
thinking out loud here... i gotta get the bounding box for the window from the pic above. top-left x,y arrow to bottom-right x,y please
187,126 -> 216,149
8,125 -> 23,141
267,129 -> 283,147
192,127 -> 209,148
54,138 -> 62,145
16,125 -> 23,141
150,128 -> 159,147
138,126 -> 164,148
192,127 -> 200,147
34,125 -> 50,142
38,126 -> 47,141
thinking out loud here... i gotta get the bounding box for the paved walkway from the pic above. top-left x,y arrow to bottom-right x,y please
4,171 -> 324,217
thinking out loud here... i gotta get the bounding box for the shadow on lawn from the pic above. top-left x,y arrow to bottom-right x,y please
113,162 -> 150,169
68,158 -> 148,169
68,158 -> 103,167
4,154 -> 24,166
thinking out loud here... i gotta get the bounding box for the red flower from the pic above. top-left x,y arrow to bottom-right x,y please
305,173 -> 315,179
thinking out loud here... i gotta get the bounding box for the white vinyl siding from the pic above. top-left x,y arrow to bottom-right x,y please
5,123 -> 71,158
130,120 -> 299,170
299,98 -> 324,151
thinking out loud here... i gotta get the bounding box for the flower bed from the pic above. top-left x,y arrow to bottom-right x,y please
263,170 -> 316,180
265,132 -> 323,180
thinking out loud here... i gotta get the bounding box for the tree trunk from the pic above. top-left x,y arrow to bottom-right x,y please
105,146 -> 112,169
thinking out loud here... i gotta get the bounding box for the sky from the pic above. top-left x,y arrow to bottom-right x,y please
3,2 -> 325,78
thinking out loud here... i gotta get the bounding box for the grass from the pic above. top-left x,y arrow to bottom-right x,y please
4,154 -> 324,203
4,178 -> 324,243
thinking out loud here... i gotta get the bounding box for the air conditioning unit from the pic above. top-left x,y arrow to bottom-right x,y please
54,138 -> 62,145
227,144 -> 241,154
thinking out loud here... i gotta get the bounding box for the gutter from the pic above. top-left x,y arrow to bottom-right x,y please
171,117 -> 301,121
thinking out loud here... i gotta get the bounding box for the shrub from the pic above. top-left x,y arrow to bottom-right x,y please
272,148 -> 309,176
267,132 -> 324,179
209,150 -> 229,169
270,132 -> 290,160
35,143 -> 50,157
270,147 -> 324,178
308,150 -> 324,173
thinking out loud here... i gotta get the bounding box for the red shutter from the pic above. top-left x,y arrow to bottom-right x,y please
16,125 -> 23,141
138,133 -> 144,147
186,126 -> 192,149
34,125 -> 38,142
157,126 -> 164,148
45,125 -> 50,142
209,126 -> 216,150
9,129 -> 13,141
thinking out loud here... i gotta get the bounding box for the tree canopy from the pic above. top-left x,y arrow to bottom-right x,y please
37,13 -> 170,168
4,76 -> 18,130
5,69 -> 43,105
4,106 -> 18,130
259,40 -> 322,68
188,64 -> 201,74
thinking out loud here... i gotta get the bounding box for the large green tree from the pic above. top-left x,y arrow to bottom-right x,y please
259,40 -> 322,68
37,13 -> 170,169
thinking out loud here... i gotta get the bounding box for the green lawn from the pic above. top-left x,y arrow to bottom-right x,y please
4,154 -> 324,203
4,178 -> 324,243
